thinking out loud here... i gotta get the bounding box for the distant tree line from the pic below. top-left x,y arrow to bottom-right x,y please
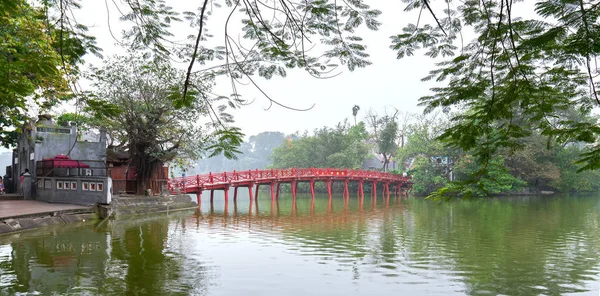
396,108 -> 600,197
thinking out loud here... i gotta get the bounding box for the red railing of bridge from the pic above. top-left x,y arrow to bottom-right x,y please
168,168 -> 412,193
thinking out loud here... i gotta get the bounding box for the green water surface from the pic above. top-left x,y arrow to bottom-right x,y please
1,192 -> 599,295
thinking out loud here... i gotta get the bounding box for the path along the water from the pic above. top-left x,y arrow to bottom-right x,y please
0,200 -> 90,220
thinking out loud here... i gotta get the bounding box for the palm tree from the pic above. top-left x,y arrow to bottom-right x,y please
352,105 -> 360,125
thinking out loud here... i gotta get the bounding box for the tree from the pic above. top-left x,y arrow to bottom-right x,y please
397,112 -> 456,195
366,109 -> 399,172
389,0 -> 600,197
352,105 -> 361,126
0,0 -> 94,147
271,120 -> 369,169
83,54 -> 242,194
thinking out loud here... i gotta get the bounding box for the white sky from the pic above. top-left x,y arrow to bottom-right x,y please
75,0 -> 438,136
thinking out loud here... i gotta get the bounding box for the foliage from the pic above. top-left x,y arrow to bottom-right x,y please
408,156 -> 450,196
550,145 -> 600,192
390,0 -> 600,198
79,54 -> 243,192
0,0 -> 92,147
271,120 -> 370,169
397,113 -> 453,195
365,110 -> 400,172
401,110 -> 600,196
502,134 -> 562,189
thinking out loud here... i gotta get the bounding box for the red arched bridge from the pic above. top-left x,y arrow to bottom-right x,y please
168,168 -> 412,205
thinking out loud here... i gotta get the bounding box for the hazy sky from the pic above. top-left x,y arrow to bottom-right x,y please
74,0 -> 440,137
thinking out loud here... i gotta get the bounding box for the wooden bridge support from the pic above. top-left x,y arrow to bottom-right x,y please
248,184 -> 254,200
291,180 -> 297,200
210,190 -> 215,203
384,182 -> 390,200
372,181 -> 378,198
343,179 -> 349,200
196,190 -> 202,209
255,184 -> 260,199
276,182 -> 281,199
270,182 -> 276,201
326,179 -> 333,199
233,187 -> 238,202
358,180 -> 364,198
309,180 -> 315,199
224,185 -> 230,204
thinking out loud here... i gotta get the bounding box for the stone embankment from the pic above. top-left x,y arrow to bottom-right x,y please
0,194 -> 197,235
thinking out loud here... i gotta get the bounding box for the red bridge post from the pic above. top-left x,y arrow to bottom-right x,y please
372,181 -> 378,198
270,182 -> 276,201
358,180 -> 364,199
343,179 -> 349,200
384,182 -> 390,201
326,179 -> 333,200
309,179 -> 315,200
291,180 -> 297,200
233,186 -> 238,202
248,183 -> 254,201
224,184 -> 230,207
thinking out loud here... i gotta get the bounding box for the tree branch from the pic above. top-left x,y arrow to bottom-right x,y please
182,0 -> 210,103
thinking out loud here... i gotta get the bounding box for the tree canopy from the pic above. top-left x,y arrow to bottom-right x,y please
366,110 -> 400,172
391,0 -> 600,196
0,0 -> 93,146
271,121 -> 370,169
71,54 -> 242,193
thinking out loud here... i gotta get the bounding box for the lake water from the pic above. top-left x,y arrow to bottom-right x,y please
1,192 -> 600,295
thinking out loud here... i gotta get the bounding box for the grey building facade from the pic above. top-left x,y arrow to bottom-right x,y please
7,115 -> 111,204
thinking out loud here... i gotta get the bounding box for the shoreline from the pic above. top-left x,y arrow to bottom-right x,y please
0,194 -> 198,235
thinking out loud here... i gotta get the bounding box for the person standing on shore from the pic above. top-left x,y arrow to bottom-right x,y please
19,169 -> 29,195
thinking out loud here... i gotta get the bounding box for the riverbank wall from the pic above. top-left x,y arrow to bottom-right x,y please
0,194 -> 197,235
97,194 -> 198,219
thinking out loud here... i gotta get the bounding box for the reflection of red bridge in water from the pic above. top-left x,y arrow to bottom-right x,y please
168,168 -> 413,207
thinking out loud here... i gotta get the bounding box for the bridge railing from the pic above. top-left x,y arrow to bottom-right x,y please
168,168 -> 412,192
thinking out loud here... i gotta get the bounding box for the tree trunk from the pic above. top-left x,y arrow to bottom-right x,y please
383,154 -> 389,172
135,179 -> 148,195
